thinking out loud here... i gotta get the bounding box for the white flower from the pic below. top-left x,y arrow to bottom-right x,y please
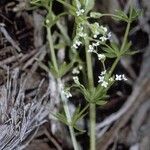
76,9 -> 85,16
115,74 -> 122,81
72,68 -> 80,74
100,26 -> 107,33
93,34 -> 98,38
46,19 -> 50,24
79,32 -> 87,38
115,74 -> 128,81
73,76 -> 79,83
100,36 -> 108,42
78,65 -> 83,70
101,70 -> 106,75
98,54 -> 106,60
122,74 -> 127,81
92,42 -> 100,47
101,81 -> 108,88
109,77 -> 114,82
88,45 -> 94,52
98,76 -> 104,83
72,44 -> 78,49
62,90 -> 72,98
76,40 -> 82,46
72,40 -> 82,49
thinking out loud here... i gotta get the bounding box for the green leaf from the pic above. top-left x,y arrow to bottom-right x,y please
96,100 -> 107,106
102,42 -> 120,58
45,12 -> 68,28
121,41 -> 132,53
110,42 -> 119,52
73,0 -> 81,9
104,53 -> 117,58
90,12 -> 103,19
53,112 -> 69,126
36,59 -> 50,73
83,0 -> 95,14
115,10 -> 129,22
58,62 -> 71,77
130,8 -> 142,21
90,12 -> 102,18
30,0 -> 51,10
71,105 -> 88,131
124,50 -> 140,56
49,62 -> 59,77
74,125 -> 86,132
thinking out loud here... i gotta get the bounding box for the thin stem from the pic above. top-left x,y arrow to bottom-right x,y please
90,103 -> 96,150
47,27 -> 59,72
85,41 -> 94,89
120,21 -> 131,52
57,79 -> 79,150
85,38 -> 96,150
47,26 -> 78,150
100,14 -> 125,21
109,18 -> 131,75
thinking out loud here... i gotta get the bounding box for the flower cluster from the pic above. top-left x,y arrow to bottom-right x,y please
72,24 -> 87,50
90,22 -> 111,42
76,9 -> 85,16
98,71 -> 128,88
88,42 -> 106,61
98,70 -> 110,88
72,65 -> 83,75
73,76 -> 80,85
115,74 -> 127,81
72,39 -> 82,49
62,89 -> 72,98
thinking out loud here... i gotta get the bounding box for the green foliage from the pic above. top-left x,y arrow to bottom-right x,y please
102,40 -> 139,59
53,105 -> 89,132
30,1 -> 140,148
114,7 -> 142,22
83,0 -> 95,14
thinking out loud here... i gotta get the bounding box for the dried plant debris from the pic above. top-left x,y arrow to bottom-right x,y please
0,67 -> 49,150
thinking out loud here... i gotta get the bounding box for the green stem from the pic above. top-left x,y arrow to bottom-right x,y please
109,18 -> 131,75
57,79 -> 79,150
90,103 -> 96,150
100,14 -> 125,21
85,42 -> 94,89
47,27 -> 78,150
85,39 -> 95,150
47,27 -> 59,72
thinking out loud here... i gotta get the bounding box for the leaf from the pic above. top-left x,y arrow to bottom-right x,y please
114,10 -> 129,22
130,8 -> 142,21
52,112 -> 69,126
74,125 -> 86,132
36,59 -> 50,73
110,42 -> 119,52
96,100 -> 107,106
90,12 -> 102,18
71,105 -> 89,131
84,0 -> 95,14
49,62 -> 59,77
102,42 -> 120,58
104,53 -> 117,58
58,61 -> 74,77
102,47 -> 114,54
124,50 -> 140,56
73,0 -> 81,9
121,41 -> 132,53
30,0 -> 51,10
